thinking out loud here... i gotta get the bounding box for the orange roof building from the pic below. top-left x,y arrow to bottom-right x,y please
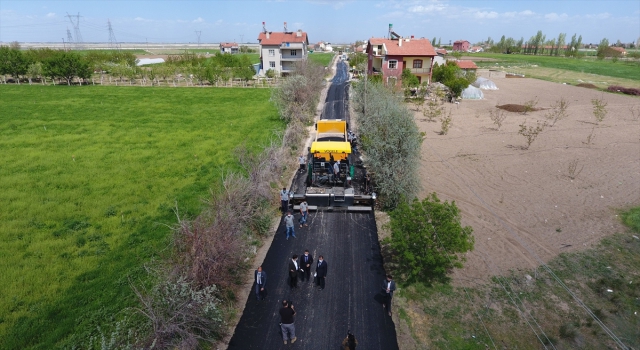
454,60 -> 478,70
257,25 -> 309,76
366,36 -> 436,86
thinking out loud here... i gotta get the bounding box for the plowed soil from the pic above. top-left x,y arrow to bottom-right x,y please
416,72 -> 640,284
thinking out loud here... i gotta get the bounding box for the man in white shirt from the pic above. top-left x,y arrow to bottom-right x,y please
280,188 -> 290,213
288,255 -> 300,289
298,154 -> 306,173
299,200 -> 309,228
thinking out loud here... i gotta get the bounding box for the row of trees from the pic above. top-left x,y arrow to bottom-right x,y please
489,31 -> 584,56
0,46 -> 258,86
0,46 -> 136,85
489,31 -> 636,59
352,72 -> 475,284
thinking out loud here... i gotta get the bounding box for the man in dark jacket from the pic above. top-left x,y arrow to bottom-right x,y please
254,266 -> 266,300
289,255 -> 300,289
315,255 -> 327,290
300,249 -> 313,282
381,274 -> 396,316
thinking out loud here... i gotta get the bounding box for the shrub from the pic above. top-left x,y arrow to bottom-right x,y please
545,98 -> 570,127
384,193 -> 475,284
439,111 -> 452,135
518,120 -> 546,150
432,61 -> 473,98
270,60 -> 325,124
522,97 -> 539,115
489,108 -> 507,130
591,96 -> 608,123
559,324 -> 577,340
423,89 -> 445,122
132,274 -> 224,349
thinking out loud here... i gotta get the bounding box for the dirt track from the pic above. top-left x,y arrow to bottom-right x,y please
417,71 -> 640,284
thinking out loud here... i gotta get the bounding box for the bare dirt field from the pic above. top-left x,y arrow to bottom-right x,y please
416,71 -> 640,285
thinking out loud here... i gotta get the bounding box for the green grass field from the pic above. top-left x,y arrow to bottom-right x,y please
0,85 -> 282,349
472,53 -> 640,82
308,52 -> 335,66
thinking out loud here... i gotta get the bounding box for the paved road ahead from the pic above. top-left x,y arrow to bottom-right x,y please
321,60 -> 350,121
228,60 -> 398,349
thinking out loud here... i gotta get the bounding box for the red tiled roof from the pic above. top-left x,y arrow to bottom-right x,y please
367,38 -> 436,56
454,40 -> 470,44
455,60 -> 477,69
609,46 -> 626,53
220,42 -> 238,48
257,31 -> 309,45
435,48 -> 447,55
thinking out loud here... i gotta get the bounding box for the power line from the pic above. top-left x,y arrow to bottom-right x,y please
65,12 -> 83,49
423,140 -> 630,349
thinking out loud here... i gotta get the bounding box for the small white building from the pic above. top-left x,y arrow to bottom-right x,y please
220,42 -> 239,54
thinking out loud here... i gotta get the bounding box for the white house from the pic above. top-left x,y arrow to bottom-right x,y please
257,28 -> 309,76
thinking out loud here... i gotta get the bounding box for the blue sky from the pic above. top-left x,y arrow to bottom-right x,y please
1,1 -> 639,45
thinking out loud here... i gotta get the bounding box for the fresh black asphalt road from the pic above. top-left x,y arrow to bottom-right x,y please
228,60 -> 398,349
227,211 -> 399,349
321,60 -> 350,121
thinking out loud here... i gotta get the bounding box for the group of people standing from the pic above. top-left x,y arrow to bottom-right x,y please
288,250 -> 327,290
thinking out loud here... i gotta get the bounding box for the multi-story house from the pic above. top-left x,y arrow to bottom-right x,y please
257,26 -> 308,76
453,40 -> 470,52
366,36 -> 436,86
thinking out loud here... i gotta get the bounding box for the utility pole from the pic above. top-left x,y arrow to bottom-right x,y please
195,31 -> 202,48
62,38 -> 66,51
66,28 -> 74,50
107,19 -> 119,51
65,12 -> 83,49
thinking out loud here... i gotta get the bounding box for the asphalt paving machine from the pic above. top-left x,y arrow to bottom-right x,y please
291,119 -> 375,211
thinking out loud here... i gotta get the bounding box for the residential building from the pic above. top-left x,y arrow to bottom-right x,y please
257,27 -> 309,76
454,60 -> 478,74
469,46 -> 483,53
219,42 -> 239,54
366,36 -> 436,86
608,46 -> 627,56
453,40 -> 470,52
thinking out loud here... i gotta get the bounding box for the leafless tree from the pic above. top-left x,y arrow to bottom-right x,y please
489,108 -> 507,130
545,97 -> 570,127
518,120 -> 546,150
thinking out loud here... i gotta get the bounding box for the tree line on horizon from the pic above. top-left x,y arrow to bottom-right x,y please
480,31 -> 638,59
0,44 -> 257,86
